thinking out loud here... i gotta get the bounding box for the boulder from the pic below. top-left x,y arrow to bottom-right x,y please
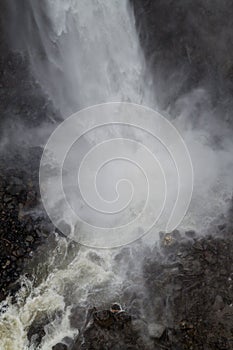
148,323 -> 166,339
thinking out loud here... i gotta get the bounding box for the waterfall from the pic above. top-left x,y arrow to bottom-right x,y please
0,1 -> 154,349
1,1 -> 233,349
15,0 -> 151,115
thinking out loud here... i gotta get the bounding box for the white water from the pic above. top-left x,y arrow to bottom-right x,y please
1,0 -> 233,349
26,0 -> 152,115
0,1 -> 154,349
0,237 -> 148,350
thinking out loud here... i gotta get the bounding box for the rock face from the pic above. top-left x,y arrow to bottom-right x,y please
71,308 -> 147,350
0,30 -> 54,302
0,150 -> 56,300
0,0 -> 61,300
130,0 -> 233,121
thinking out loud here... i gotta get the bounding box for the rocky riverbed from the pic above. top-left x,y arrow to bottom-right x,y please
45,222 -> 233,350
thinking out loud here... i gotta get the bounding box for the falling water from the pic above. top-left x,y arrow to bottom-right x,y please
16,0 -> 152,115
0,1 -> 154,349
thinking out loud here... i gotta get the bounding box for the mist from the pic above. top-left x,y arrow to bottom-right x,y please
0,1 -> 233,349
2,0 -> 232,233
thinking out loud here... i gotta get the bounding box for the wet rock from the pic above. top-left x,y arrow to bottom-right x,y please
131,0 -> 233,124
27,313 -> 50,348
218,224 -> 227,231
71,306 -> 147,350
143,228 -> 233,349
0,153 -> 53,301
11,176 -> 23,186
185,230 -> 196,239
131,319 -> 147,333
2,260 -> 11,269
26,235 -> 34,243
163,234 -> 174,246
172,229 -> 182,241
212,295 -> 225,311
148,323 -> 166,339
52,344 -> 68,350
70,305 -> 87,329
62,337 -> 75,348
25,188 -> 37,203
3,196 -> 12,203
87,251 -> 104,266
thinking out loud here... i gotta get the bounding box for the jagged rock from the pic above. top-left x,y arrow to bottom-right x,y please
71,307 -> 147,350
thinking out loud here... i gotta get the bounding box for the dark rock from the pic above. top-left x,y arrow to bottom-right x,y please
148,323 -> 166,339
212,295 -> 225,311
26,235 -> 34,243
185,230 -> 196,239
52,344 -> 68,350
71,306 -> 146,350
218,224 -> 227,231
27,313 -> 50,348
131,0 -> 233,125
0,159 -> 53,300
